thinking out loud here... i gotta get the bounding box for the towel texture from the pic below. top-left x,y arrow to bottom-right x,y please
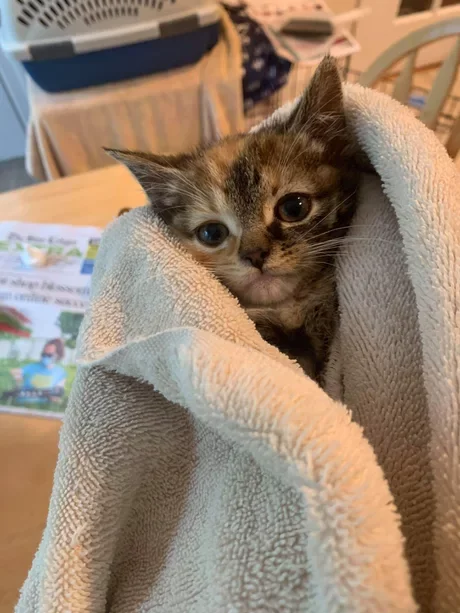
17,84 -> 460,613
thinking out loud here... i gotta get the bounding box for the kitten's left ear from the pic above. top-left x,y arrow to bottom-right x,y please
286,56 -> 347,143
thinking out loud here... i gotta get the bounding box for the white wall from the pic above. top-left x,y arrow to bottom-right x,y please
0,85 -> 25,161
0,49 -> 28,162
327,0 -> 358,14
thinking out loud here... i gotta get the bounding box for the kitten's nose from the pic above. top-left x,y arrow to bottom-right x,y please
241,248 -> 269,270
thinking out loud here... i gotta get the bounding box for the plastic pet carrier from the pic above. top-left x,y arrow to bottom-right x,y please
0,0 -> 220,92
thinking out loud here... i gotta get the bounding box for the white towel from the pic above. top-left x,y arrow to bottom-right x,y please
16,83 -> 460,613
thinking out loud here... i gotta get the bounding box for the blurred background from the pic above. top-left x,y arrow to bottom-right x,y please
1,0 -> 460,192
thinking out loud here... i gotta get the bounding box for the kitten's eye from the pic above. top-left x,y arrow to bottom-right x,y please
196,222 -> 229,247
275,193 -> 311,223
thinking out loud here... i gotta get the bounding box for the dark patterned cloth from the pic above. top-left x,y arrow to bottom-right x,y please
223,3 -> 292,111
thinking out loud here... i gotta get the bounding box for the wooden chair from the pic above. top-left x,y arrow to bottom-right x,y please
358,18 -> 460,158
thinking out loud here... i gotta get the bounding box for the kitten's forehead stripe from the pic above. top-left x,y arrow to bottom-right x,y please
224,149 -> 263,221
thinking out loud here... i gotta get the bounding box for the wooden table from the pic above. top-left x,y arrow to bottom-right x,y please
0,165 -> 144,613
0,164 -> 145,225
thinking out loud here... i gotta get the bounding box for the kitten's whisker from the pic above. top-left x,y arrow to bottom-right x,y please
304,228 -> 356,242
287,119 -> 348,166
297,259 -> 337,272
149,166 -> 211,205
339,237 -> 400,246
298,222 -> 397,245
199,266 -> 219,276
300,91 -> 342,135
304,237 -> 400,261
305,191 -> 356,237
292,193 -> 356,242
311,224 -> 373,240
284,127 -> 305,165
274,129 -> 294,181
279,125 -> 308,180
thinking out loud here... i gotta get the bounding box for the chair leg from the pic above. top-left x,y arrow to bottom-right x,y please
445,113 -> 460,159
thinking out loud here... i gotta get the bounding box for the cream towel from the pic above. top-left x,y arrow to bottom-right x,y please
26,10 -> 244,180
17,83 -> 460,613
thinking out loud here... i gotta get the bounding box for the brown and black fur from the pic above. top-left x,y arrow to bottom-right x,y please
106,57 -> 362,384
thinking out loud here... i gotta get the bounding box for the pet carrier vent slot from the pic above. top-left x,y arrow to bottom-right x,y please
14,0 -> 199,30
16,0 -> 177,28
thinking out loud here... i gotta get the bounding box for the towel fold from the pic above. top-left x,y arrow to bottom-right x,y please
17,83 -> 460,613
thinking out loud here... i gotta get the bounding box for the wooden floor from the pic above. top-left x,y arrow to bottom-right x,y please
0,158 -> 36,194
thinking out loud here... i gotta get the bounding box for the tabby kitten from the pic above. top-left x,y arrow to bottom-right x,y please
107,57 -> 361,383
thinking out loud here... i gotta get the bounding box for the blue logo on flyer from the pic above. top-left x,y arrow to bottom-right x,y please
80,238 -> 100,275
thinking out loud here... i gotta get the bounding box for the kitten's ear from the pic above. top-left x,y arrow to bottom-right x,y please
286,56 -> 346,142
104,148 -> 192,222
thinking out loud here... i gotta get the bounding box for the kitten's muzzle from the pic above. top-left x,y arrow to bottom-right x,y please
240,248 -> 270,271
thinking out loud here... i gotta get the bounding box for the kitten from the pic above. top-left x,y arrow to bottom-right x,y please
106,57 -> 361,383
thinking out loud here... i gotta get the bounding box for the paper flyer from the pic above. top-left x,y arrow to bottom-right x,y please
0,222 -> 101,418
